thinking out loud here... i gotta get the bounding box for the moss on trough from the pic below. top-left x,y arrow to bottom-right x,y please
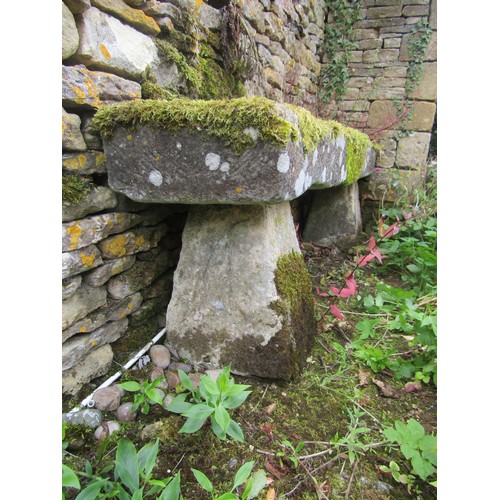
93,97 -> 373,176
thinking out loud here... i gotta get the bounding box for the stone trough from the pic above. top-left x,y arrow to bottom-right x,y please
93,97 -> 376,380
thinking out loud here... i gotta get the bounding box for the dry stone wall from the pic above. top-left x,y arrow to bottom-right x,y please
62,0 -> 436,393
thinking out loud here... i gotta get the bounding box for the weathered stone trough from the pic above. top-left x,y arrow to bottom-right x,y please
93,97 -> 375,380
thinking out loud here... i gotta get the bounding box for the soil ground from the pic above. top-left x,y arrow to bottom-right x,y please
63,242 -> 437,500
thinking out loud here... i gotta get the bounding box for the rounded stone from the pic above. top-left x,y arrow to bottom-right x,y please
116,402 -> 137,422
149,345 -> 171,369
188,372 -> 201,389
168,361 -> 192,373
63,408 -> 102,428
92,385 -> 122,411
165,371 -> 181,389
94,421 -> 120,440
150,367 -> 168,389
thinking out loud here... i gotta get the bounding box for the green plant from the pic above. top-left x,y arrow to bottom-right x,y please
276,439 -> 305,469
72,438 -> 181,499
406,20 -> 433,94
63,463 -> 81,499
331,406 -> 372,464
62,174 -> 92,204
319,0 -> 362,105
167,366 -> 251,442
119,376 -> 166,415
382,419 -> 437,486
191,461 -> 266,500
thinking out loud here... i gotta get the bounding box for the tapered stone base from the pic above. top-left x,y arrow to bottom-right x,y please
303,182 -> 362,249
165,202 -> 315,380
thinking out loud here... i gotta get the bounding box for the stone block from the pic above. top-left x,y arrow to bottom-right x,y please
62,109 -> 87,151
405,101 -> 436,131
62,318 -> 128,370
165,203 -> 316,380
402,4 -> 429,16
90,0 -> 160,36
429,0 -> 437,29
62,344 -> 114,395
63,292 -> 142,342
62,283 -> 107,330
409,62 -> 437,100
384,37 -> 402,48
362,168 -> 424,202
400,31 -> 437,62
358,39 -> 383,50
63,275 -> 83,300
396,132 -> 431,168
83,255 -> 137,287
97,224 -> 167,259
107,249 -> 175,299
63,2 -> 80,60
62,245 -> 104,279
96,99 -> 375,205
62,185 -> 117,222
62,65 -> 141,110
71,7 -> 158,80
367,100 -> 399,129
62,150 -> 107,174
303,182 -> 363,249
366,6 -> 402,18
363,48 -> 399,63
62,213 -> 143,251
64,0 -> 91,14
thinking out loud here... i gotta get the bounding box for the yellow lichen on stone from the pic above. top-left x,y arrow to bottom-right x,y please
101,234 -> 127,258
95,153 -> 105,166
67,224 -> 83,251
134,235 -> 145,248
99,44 -> 112,59
80,252 -> 96,268
79,326 -> 88,333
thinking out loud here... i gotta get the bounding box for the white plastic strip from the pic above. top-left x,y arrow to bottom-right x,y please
69,326 -> 167,413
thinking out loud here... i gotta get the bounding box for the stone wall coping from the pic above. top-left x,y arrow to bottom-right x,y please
93,97 -> 376,204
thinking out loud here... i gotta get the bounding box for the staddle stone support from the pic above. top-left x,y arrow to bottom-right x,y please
165,202 -> 316,380
303,182 -> 363,249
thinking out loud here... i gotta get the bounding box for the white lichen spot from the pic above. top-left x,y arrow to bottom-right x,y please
205,152 -> 221,171
243,127 -> 259,141
148,169 -> 163,186
277,152 -> 290,173
321,167 -> 327,183
220,162 -> 230,173
213,300 -> 224,310
176,142 -> 182,150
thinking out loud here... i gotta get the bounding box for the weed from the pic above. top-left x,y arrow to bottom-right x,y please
118,376 -> 167,415
167,366 -> 251,442
191,461 -> 266,500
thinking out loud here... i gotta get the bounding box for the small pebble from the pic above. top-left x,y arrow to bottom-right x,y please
94,421 -> 120,440
149,345 -> 171,369
205,369 -> 222,382
150,367 -> 168,389
63,409 -> 102,428
188,372 -> 201,389
93,386 -> 122,411
166,371 -> 181,389
163,393 -> 175,408
116,402 -> 137,422
168,362 -> 192,373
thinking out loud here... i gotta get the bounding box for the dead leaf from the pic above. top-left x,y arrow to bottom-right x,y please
265,403 -> 276,414
264,457 -> 288,480
372,378 -> 399,398
265,487 -> 276,500
358,370 -> 371,386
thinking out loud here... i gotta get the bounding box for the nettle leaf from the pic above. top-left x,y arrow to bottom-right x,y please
411,453 -> 436,480
419,434 -> 437,465
191,468 -> 213,493
75,480 -> 107,500
200,375 -> 220,397
217,366 -> 232,391
246,469 -> 267,499
158,472 -> 181,500
210,415 -> 227,440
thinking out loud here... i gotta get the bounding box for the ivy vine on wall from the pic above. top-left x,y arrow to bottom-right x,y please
318,0 -> 362,106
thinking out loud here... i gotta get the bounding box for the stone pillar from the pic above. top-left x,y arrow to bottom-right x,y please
165,202 -> 316,380
302,182 -> 362,249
